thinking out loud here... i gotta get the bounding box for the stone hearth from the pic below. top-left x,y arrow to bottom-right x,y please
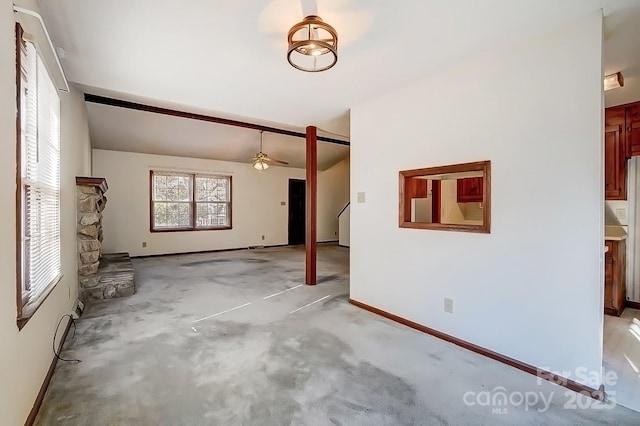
76,177 -> 135,302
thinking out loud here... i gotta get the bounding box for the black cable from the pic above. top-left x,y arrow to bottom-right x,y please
53,314 -> 82,363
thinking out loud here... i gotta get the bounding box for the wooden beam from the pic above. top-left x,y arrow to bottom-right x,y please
84,94 -> 350,146
306,126 -> 318,285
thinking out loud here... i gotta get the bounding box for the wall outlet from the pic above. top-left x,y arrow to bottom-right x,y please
142,242 -> 147,248
615,208 -> 627,221
261,235 -> 265,240
335,231 -> 337,236
357,192 -> 366,203
281,201 -> 286,206
444,298 -> 453,313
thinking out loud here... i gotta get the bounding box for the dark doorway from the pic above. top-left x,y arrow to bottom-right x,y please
288,179 -> 306,245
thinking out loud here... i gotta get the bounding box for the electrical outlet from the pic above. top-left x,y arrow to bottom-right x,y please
281,201 -> 286,206
615,208 -> 627,221
444,298 -> 453,313
261,235 -> 265,240
334,231 -> 337,236
142,242 -> 147,248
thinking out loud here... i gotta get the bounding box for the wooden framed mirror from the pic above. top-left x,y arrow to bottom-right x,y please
399,161 -> 491,233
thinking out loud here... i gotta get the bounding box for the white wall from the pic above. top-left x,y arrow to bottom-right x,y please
339,205 -> 350,247
94,149 -> 316,255
350,12 -> 604,382
318,156 -> 350,242
94,150 -> 349,256
0,2 -> 92,423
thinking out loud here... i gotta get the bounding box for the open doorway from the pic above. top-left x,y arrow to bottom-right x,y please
602,156 -> 640,413
288,179 -> 305,245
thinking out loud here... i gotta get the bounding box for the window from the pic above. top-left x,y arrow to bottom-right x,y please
150,171 -> 232,231
16,24 -> 62,326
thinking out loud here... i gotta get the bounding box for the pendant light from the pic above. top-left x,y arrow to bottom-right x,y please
287,15 -> 338,72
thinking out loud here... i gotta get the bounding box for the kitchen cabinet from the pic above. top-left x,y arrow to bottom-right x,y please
604,106 -> 627,200
457,177 -> 483,203
627,103 -> 640,157
604,239 -> 626,317
406,177 -> 428,198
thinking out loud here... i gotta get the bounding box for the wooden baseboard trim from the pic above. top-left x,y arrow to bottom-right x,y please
25,317 -> 73,426
132,244 -> 291,259
349,299 -> 605,401
626,300 -> 640,310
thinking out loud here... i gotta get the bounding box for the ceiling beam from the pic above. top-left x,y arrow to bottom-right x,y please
84,94 -> 350,146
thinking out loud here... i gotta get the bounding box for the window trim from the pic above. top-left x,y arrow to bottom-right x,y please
149,170 -> 233,232
15,23 -> 62,329
399,160 -> 491,234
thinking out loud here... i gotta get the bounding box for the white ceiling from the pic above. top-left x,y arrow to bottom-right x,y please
603,2 -> 640,107
86,102 -> 349,171
37,0 -> 640,135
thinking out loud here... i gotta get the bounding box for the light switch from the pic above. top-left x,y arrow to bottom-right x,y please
357,192 -> 366,203
444,298 -> 453,314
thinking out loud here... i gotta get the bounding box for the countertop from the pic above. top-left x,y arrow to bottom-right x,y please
605,225 -> 628,241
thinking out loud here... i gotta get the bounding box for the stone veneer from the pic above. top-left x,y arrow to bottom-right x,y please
76,177 -> 135,301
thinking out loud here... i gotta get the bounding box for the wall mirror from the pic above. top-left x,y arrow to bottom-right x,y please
399,161 -> 491,233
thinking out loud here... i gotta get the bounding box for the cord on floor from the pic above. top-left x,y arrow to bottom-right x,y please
53,314 -> 81,363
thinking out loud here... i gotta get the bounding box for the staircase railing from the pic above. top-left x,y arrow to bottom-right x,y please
337,202 -> 350,218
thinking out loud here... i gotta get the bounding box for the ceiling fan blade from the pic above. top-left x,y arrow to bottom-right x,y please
265,157 -> 290,165
300,0 -> 318,17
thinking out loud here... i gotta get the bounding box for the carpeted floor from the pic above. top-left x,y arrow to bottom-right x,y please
36,245 -> 640,425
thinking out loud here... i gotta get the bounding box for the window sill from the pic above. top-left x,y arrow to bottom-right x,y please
17,274 -> 63,331
150,226 -> 232,233
399,221 -> 490,234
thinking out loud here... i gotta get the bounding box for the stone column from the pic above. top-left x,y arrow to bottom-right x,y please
76,177 -> 108,301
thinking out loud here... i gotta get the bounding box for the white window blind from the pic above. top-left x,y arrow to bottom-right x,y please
18,36 -> 61,317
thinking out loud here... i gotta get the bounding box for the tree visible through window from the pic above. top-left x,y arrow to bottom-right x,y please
150,171 -> 231,231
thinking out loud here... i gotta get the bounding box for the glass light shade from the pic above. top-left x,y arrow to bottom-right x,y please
287,15 -> 338,72
253,159 -> 269,170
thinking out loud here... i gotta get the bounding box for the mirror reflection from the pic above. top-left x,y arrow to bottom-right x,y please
399,161 -> 490,233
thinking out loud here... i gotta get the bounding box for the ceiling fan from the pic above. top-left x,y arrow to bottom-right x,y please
252,130 -> 289,170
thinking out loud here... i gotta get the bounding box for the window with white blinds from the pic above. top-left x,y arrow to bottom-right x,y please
17,25 -> 62,321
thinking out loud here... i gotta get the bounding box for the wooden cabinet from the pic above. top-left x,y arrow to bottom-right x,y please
604,240 -> 626,317
605,106 -> 627,200
406,177 -> 428,198
457,177 -> 483,203
627,103 -> 640,157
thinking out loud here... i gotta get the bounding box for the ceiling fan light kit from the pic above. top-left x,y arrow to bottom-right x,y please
252,130 -> 289,171
287,15 -> 338,72
253,158 -> 270,170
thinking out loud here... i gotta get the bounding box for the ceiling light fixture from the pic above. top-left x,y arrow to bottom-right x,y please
287,15 -> 338,72
253,130 -> 270,170
253,157 -> 269,170
604,72 -> 624,91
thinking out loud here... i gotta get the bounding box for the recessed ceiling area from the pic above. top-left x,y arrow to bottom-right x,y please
87,102 -> 350,171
